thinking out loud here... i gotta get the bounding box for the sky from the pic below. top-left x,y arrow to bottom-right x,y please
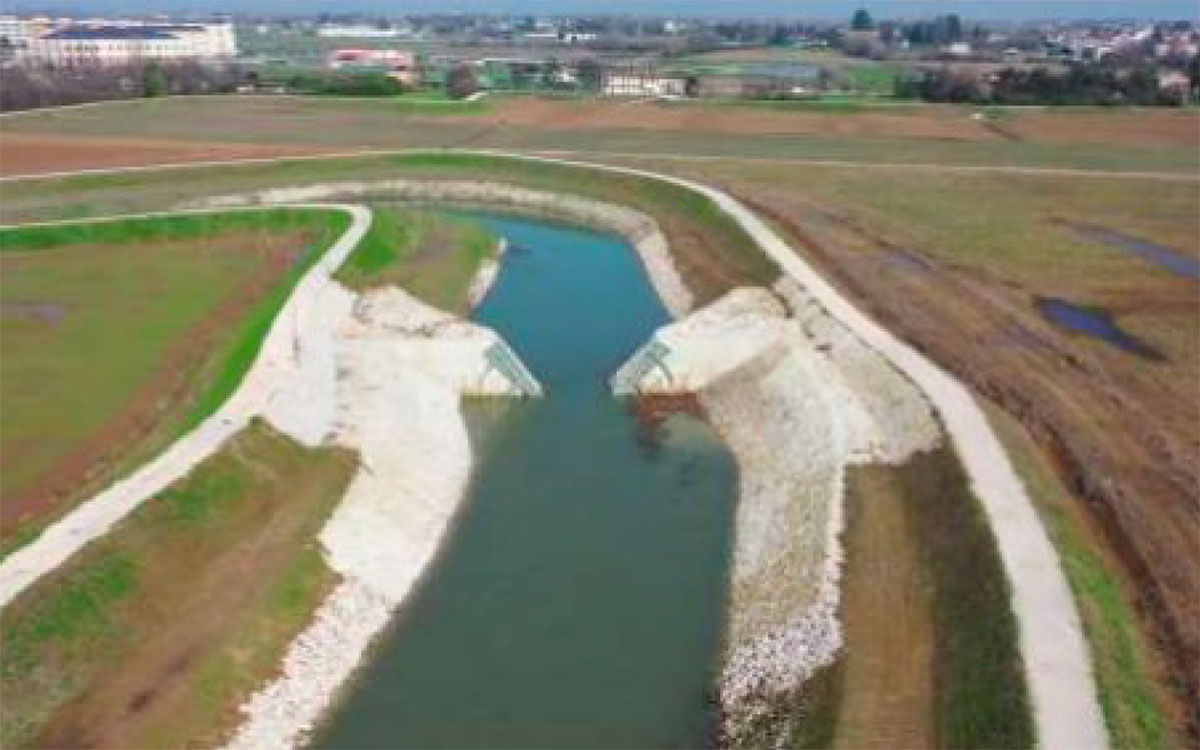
7,0 -> 1198,20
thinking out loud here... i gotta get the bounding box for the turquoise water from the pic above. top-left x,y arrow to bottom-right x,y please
319,214 -> 737,748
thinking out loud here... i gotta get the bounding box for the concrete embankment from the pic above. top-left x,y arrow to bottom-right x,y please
188,179 -> 694,319
228,285 -> 539,749
613,285 -> 941,735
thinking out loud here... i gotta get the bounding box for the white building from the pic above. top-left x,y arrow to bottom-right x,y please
23,21 -> 235,67
317,25 -> 403,38
604,72 -> 688,97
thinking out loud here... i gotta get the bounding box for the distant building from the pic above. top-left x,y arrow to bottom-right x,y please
604,68 -> 688,97
1158,70 -> 1191,102
522,31 -> 597,44
0,15 -> 59,58
326,48 -> 418,86
22,21 -> 235,67
317,25 -> 403,39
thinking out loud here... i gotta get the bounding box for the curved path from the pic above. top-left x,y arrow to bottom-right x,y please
0,204 -> 372,607
0,153 -> 1108,748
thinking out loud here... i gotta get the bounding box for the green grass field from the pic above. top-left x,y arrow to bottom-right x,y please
336,204 -> 496,313
0,420 -> 356,748
0,209 -> 350,553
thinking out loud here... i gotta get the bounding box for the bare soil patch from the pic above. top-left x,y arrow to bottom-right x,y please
1007,110 -> 1200,149
489,98 -> 996,141
0,132 -> 332,176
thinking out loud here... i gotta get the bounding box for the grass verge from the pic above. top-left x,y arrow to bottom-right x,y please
0,419 -> 357,749
901,448 -> 1033,748
984,402 -> 1175,748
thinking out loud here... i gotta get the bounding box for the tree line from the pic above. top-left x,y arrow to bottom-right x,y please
0,62 -> 243,112
895,62 -> 1198,105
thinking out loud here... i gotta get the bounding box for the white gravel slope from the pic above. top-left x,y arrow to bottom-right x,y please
613,287 -> 941,723
227,286 -> 536,750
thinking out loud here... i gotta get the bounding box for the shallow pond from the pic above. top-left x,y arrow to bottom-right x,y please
1066,222 -> 1200,281
1036,296 -> 1161,359
319,214 -> 737,748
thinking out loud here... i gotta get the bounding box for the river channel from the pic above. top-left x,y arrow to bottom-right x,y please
319,212 -> 738,748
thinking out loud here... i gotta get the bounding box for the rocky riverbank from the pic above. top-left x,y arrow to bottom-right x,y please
612,285 -> 941,739
226,285 -> 538,750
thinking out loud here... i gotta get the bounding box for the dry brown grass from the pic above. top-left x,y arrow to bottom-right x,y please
835,464 -> 934,749
0,132 -> 332,176
0,420 -> 357,749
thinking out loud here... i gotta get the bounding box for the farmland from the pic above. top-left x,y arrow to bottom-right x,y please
0,209 -> 349,554
1,95 -> 1196,176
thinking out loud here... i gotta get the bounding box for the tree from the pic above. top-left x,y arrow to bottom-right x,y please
851,9 -> 874,31
141,62 -> 168,97
576,58 -> 604,92
446,63 -> 479,100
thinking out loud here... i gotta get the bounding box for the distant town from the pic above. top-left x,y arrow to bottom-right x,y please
1,9 -> 1197,109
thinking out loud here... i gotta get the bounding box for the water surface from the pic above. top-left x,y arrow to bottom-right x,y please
320,213 -> 737,748
1066,222 -> 1200,281
1036,296 -> 1161,359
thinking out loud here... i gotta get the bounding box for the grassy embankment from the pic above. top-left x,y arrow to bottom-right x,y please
0,420 -> 357,749
336,204 -> 496,313
729,449 -> 1032,750
0,153 -> 780,305
0,209 -> 350,555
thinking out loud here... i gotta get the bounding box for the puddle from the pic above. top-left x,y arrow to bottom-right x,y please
885,249 -> 934,272
1035,296 -> 1162,359
1066,222 -> 1200,281
1,300 -> 65,324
